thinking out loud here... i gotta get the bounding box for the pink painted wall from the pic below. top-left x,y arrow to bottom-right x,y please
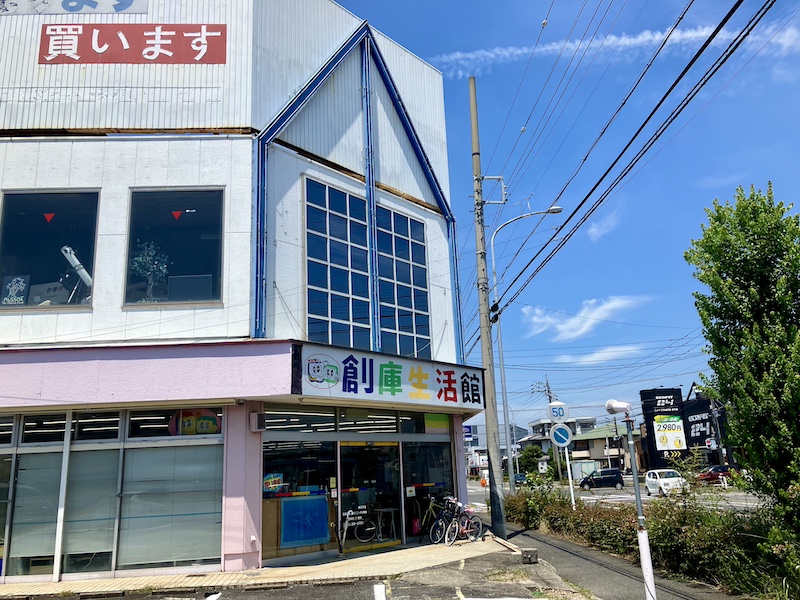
0,340 -> 294,409
222,400 -> 264,570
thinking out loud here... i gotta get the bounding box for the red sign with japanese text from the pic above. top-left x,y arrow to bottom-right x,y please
38,24 -> 227,64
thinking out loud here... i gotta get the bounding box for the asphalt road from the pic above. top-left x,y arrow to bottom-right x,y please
466,479 -> 760,512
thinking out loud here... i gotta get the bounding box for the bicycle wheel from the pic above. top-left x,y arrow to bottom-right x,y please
429,518 -> 446,544
354,518 -> 377,543
444,517 -> 459,546
466,515 -> 483,542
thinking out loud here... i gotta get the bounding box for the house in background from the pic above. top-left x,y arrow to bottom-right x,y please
0,0 -> 481,582
518,415 -> 597,455
571,422 -> 639,473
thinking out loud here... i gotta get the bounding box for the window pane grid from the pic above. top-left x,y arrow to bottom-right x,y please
305,180 -> 430,357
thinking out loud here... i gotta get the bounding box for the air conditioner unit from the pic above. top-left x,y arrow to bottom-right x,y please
249,412 -> 267,432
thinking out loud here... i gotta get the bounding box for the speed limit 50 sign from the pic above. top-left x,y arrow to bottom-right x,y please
549,401 -> 569,424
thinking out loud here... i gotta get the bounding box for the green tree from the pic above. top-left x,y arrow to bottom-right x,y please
517,445 -> 543,474
685,183 -> 800,534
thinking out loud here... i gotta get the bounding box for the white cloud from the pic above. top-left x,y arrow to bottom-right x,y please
429,24 -> 800,79
555,344 -> 643,364
521,295 -> 650,341
587,208 -> 620,242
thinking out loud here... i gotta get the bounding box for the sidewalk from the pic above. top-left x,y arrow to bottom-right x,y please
0,535 -> 527,599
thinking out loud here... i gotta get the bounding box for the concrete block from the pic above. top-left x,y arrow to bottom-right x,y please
520,548 -> 538,564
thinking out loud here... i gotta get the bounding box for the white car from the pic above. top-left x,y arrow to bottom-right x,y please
645,469 -> 687,496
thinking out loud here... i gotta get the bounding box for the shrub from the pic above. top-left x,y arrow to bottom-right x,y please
504,477 -> 555,529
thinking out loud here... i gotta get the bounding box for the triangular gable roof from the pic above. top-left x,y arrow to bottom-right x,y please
256,21 -> 453,223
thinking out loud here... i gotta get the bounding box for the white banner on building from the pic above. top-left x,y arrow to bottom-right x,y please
0,0 -> 148,15
299,343 -> 485,412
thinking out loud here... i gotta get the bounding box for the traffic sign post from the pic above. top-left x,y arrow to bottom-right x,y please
550,423 -> 573,447
550,424 -> 576,510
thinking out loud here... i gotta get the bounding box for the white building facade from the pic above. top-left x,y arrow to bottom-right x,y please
0,0 -> 480,582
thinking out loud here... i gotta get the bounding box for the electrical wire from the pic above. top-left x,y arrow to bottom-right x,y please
496,0 -> 769,316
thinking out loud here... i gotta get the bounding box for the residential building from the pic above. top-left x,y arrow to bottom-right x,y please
518,415 -> 597,454
571,422 -> 638,472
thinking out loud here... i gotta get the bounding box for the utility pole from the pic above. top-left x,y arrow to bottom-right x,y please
545,377 -> 562,481
469,76 -> 507,538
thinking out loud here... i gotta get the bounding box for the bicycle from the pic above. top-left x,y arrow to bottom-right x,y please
351,501 -> 399,543
425,495 -> 461,544
417,496 -> 444,544
444,502 -> 482,546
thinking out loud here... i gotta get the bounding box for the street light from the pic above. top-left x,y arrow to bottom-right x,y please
489,205 -> 562,493
606,399 -> 657,600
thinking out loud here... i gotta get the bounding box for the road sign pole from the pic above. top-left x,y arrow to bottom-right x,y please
563,446 -> 576,511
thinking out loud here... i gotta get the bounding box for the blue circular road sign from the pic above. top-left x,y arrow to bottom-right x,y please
550,423 -> 573,448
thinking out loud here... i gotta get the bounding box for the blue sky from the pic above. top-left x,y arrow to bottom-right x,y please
336,0 -> 800,430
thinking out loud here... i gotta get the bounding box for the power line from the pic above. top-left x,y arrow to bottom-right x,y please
496,0 -> 768,315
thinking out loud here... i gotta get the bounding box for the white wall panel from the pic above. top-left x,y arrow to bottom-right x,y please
372,30 -> 451,204
371,58 -> 435,207
252,0 -> 361,131
0,1 -> 254,131
0,135 -> 253,345
278,49 -> 365,175
266,146 -> 456,363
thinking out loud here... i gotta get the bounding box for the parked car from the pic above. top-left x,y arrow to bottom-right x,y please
645,469 -> 688,496
579,468 -> 623,490
696,464 -> 739,485
513,473 -> 528,486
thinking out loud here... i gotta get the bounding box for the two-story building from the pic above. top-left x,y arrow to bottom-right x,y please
0,0 -> 482,582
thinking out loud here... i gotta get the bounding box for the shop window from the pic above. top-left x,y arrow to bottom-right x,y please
125,190 -> 222,304
21,414 -> 67,444
71,411 -> 120,442
261,406 -> 336,433
0,455 -> 11,572
117,445 -> 222,569
261,441 -> 336,556
402,442 -> 453,537
340,443 -> 401,548
128,408 -> 223,438
262,441 -> 336,498
304,179 -> 431,357
337,408 -> 398,434
0,416 -> 13,445
6,452 -> 62,576
61,450 -> 118,573
0,192 -> 98,307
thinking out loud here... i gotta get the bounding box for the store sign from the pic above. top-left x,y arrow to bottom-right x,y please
652,415 -> 687,451
1,0 -> 148,15
463,425 -> 473,442
641,387 -> 687,469
299,344 -> 485,411
38,23 -> 227,64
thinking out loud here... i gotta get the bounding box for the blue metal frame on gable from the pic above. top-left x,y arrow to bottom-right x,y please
253,21 -> 465,360
361,39 -> 382,352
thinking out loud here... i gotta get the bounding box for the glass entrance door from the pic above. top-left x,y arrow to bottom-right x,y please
339,442 -> 400,550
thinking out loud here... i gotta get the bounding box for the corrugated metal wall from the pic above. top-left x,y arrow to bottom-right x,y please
372,55 -> 436,206
0,1 -> 254,131
0,0 -> 450,207
251,0 -> 361,133
278,49 -> 365,177
371,30 -> 451,203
